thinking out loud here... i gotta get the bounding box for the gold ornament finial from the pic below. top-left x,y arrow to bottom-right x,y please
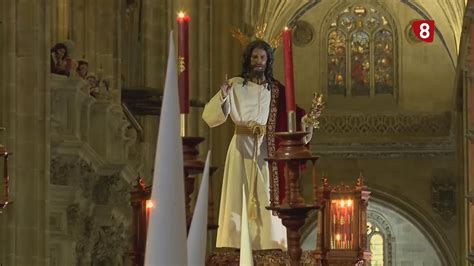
230,28 -> 250,48
178,56 -> 185,73
302,93 -> 325,129
255,23 -> 267,40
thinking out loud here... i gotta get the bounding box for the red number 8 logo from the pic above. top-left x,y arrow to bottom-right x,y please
411,20 -> 435,43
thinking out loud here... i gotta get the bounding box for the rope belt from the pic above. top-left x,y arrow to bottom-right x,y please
234,124 -> 266,137
234,122 -> 266,220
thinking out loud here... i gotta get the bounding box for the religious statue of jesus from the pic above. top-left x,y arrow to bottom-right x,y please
202,40 -> 311,251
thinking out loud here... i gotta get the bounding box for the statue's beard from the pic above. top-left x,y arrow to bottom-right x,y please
251,65 -> 265,78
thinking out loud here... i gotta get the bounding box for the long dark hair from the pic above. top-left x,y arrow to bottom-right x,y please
51,43 -> 68,58
240,40 -> 274,90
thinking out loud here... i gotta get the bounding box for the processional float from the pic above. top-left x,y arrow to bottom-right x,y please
129,12 -> 372,266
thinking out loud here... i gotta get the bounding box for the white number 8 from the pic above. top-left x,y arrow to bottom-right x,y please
419,23 -> 430,39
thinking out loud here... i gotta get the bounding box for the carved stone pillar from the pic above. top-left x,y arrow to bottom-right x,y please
0,1 -> 51,265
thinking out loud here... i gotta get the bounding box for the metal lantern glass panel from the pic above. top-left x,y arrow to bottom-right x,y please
330,198 -> 354,249
316,178 -> 371,265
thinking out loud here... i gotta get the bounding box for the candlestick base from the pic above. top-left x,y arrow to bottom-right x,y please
287,111 -> 296,132
266,205 -> 317,266
180,113 -> 188,137
182,136 -> 219,232
265,130 -> 321,265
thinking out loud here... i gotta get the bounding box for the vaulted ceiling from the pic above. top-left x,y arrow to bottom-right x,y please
241,0 -> 465,64
404,0 -> 465,59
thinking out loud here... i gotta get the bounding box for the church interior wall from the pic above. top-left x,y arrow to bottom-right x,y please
0,0 -> 469,264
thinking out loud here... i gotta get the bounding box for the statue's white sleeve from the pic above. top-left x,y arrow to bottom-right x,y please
202,91 -> 230,128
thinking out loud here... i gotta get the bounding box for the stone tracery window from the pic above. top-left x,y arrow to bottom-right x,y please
327,5 -> 395,97
367,211 -> 394,266
368,222 -> 384,265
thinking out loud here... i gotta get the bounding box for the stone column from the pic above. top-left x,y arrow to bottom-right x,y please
71,0 -> 86,57
93,0 -> 121,102
0,0 -> 50,265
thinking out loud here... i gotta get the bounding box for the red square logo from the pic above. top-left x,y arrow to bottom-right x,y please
411,20 -> 435,43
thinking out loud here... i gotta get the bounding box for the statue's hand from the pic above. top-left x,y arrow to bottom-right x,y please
220,74 -> 232,98
220,83 -> 231,98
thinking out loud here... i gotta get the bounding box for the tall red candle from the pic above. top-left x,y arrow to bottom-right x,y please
283,27 -> 296,113
177,12 -> 190,114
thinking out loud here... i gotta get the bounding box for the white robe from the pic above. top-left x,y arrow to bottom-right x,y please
202,77 -> 287,250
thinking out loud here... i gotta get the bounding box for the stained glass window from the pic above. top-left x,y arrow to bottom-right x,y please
327,5 -> 395,97
375,30 -> 394,94
328,31 -> 346,95
351,31 -> 370,95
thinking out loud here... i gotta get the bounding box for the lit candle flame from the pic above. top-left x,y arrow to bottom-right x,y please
146,200 -> 154,209
335,234 -> 341,241
347,199 -> 353,207
340,199 -> 345,207
284,26 -> 289,31
178,11 -> 185,18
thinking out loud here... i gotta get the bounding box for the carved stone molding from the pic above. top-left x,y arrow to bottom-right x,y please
66,203 -> 129,266
90,216 -> 129,265
312,140 -> 455,159
50,77 -> 140,265
315,112 -> 451,138
51,76 -> 143,172
50,157 -> 76,185
92,174 -> 122,205
51,154 -> 132,265
466,191 -> 474,204
293,20 -> 314,47
431,172 -> 456,222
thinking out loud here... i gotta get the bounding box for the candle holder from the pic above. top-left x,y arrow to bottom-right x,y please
180,114 -> 188,137
182,136 -> 218,230
129,176 -> 151,266
287,111 -> 296,133
266,131 -> 321,266
314,176 -> 371,265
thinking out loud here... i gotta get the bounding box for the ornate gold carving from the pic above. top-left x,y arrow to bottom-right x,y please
302,93 -> 325,129
255,23 -> 267,40
230,28 -> 249,47
267,83 -> 280,208
178,56 -> 185,73
231,22 -> 283,49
